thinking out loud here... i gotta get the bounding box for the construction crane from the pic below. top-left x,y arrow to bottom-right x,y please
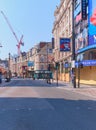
1,11 -> 24,56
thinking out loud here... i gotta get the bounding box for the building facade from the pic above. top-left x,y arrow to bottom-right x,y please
34,42 -> 53,71
52,0 -> 72,82
53,0 -> 96,85
75,0 -> 96,85
9,41 -> 53,78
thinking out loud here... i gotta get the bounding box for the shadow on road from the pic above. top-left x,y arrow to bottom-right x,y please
0,97 -> 96,130
1,79 -> 67,87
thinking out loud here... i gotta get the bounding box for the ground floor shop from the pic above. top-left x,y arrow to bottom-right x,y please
76,66 -> 96,85
53,61 -> 96,85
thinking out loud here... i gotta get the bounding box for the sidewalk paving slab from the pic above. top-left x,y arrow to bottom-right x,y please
53,80 -> 96,100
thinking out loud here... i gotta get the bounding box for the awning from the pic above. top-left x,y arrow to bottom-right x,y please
76,44 -> 96,54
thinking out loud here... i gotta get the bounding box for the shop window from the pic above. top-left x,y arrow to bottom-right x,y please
93,52 -> 96,59
41,65 -> 44,70
64,68 -> 69,73
88,51 -> 96,60
89,51 -> 93,60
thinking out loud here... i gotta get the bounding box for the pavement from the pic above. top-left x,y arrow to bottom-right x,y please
0,78 -> 96,100
53,80 -> 96,100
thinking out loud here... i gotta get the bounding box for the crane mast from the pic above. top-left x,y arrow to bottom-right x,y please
1,11 -> 24,55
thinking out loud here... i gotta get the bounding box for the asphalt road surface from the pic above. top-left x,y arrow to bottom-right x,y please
0,78 -> 96,130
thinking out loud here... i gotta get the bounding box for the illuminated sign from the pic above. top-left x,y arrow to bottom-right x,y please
76,60 -> 96,66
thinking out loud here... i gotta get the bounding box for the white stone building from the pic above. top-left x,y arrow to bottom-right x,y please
52,0 -> 72,81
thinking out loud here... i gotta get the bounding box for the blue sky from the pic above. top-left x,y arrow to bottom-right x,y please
0,0 -> 60,59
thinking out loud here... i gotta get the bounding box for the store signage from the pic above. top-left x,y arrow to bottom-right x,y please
64,62 -> 71,68
28,61 -> 34,67
60,38 -> 70,52
81,0 -> 87,20
76,60 -> 96,66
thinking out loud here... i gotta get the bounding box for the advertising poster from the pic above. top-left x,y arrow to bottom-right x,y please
74,0 -> 88,55
89,0 -> 96,45
60,38 -> 70,52
75,28 -> 88,52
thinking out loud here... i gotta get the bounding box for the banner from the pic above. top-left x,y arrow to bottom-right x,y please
88,0 -> 96,45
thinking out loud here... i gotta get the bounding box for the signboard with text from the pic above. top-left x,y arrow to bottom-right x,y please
60,38 -> 70,52
27,61 -> 34,67
76,60 -> 96,67
81,0 -> 87,20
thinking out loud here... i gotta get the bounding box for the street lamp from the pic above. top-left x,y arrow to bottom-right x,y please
6,52 -> 11,82
46,42 -> 51,83
15,57 -> 17,76
47,43 -> 48,71
72,0 -> 76,88
8,53 -> 10,72
46,43 -> 49,83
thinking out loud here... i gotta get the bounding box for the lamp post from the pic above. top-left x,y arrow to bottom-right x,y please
8,53 -> 10,72
47,43 -> 48,70
47,43 -> 49,83
78,60 -> 80,88
7,52 -> 11,81
46,42 -> 51,84
72,0 -> 76,88
15,57 -> 17,76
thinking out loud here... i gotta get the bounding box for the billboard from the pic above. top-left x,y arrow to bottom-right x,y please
88,0 -> 96,45
60,38 -> 70,52
75,28 -> 88,52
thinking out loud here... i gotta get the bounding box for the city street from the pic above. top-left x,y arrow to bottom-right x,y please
0,78 -> 96,130
0,0 -> 96,130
